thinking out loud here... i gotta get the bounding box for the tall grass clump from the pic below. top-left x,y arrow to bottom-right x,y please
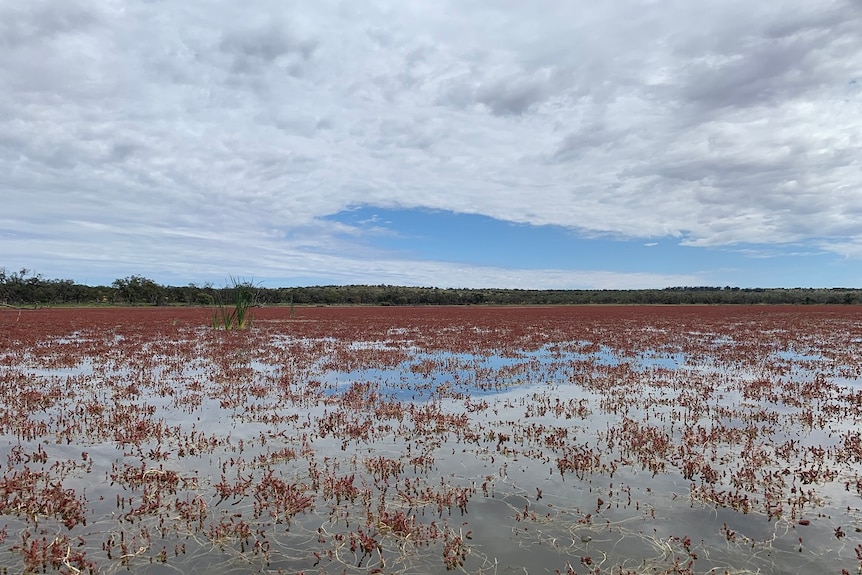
212,277 -> 257,331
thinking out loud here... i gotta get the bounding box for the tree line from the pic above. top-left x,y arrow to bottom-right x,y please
1,268 -> 860,307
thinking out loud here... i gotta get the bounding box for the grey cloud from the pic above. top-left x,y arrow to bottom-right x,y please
437,77 -> 475,109
762,6 -> 852,43
439,68 -> 562,116
553,120 -> 623,162
0,1 -> 101,47
365,26 -> 395,49
474,74 -> 552,116
108,141 -> 143,163
219,19 -> 317,76
0,2 -> 120,99
683,36 -> 833,111
676,4 -> 860,112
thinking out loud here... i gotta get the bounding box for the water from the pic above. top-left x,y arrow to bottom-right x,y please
1,306 -> 861,574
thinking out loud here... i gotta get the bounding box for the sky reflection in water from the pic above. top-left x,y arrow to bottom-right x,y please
1,313 -> 861,575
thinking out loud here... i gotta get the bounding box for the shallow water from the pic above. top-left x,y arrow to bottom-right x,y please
1,306 -> 861,574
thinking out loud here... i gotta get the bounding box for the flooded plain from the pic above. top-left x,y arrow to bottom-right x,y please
1,305 -> 861,574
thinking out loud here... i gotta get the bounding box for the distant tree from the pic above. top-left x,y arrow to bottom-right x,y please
111,275 -> 165,305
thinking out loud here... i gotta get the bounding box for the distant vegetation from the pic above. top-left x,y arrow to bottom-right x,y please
1,267 -> 860,307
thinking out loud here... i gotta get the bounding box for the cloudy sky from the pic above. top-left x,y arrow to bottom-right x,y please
2,1 -> 861,289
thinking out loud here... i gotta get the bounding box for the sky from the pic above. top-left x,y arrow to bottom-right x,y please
1,1 -> 861,290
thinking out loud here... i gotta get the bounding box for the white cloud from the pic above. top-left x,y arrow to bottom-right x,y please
1,0 -> 860,286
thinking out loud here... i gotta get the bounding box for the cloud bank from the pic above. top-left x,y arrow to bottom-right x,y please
2,0 -> 860,287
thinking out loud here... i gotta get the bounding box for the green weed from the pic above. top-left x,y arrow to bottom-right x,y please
212,277 -> 256,331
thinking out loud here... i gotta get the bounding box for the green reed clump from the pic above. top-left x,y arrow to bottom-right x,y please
212,277 -> 256,331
